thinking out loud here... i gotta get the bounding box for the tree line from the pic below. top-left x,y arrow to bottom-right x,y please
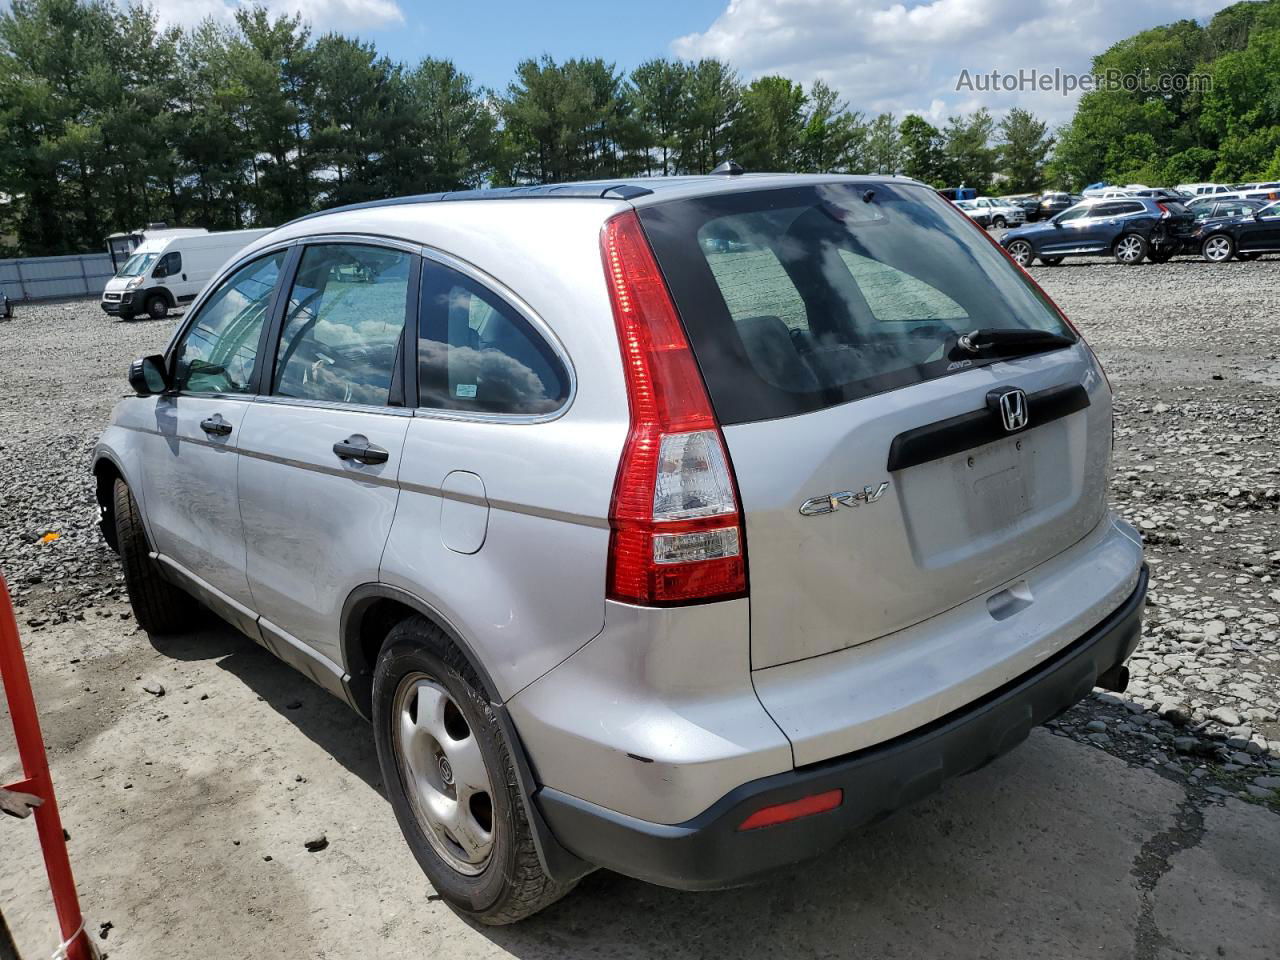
4,0 -> 1275,258
0,0 -> 1054,257
1052,0 -> 1280,190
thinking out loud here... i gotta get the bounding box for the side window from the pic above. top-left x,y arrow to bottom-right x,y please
1117,202 -> 1145,216
417,261 -> 569,415
156,251 -> 181,278
1056,207 -> 1089,223
173,251 -> 285,394
272,244 -> 411,407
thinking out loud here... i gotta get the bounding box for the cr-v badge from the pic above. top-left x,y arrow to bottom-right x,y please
799,481 -> 890,516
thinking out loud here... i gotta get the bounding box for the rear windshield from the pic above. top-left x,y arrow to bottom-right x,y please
639,182 -> 1074,425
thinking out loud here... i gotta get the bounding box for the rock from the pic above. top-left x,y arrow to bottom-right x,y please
1085,719 -> 1108,733
1253,775 -> 1280,790
1156,703 -> 1190,726
1173,737 -> 1200,754
1208,706 -> 1241,727
1244,785 -> 1275,799
304,834 -> 329,853
142,680 -> 165,697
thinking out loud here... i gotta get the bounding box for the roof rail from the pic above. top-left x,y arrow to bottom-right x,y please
283,182 -> 655,227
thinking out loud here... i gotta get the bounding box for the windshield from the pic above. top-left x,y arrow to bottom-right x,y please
118,252 -> 157,278
640,182 -> 1075,425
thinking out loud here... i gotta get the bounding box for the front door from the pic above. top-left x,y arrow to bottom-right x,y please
1241,203 -> 1280,252
139,249 -> 288,626
236,241 -> 415,665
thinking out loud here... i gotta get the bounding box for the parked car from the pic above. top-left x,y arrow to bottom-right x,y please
100,228 -> 272,320
0,288 -> 10,319
1036,192 -> 1077,219
967,197 -> 1027,228
1188,197 -> 1266,222
1196,199 -> 1280,262
1000,197 -> 1196,266
1000,194 -> 1043,221
954,198 -> 992,227
937,186 -> 977,201
93,174 -> 1145,924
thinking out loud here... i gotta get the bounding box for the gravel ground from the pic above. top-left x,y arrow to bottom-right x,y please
1,257 -> 1278,958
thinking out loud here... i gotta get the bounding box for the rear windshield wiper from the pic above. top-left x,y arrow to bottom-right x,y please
951,327 -> 1076,360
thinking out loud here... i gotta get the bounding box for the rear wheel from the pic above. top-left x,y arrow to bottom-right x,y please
1201,234 -> 1234,263
992,215 -> 1007,229
112,478 -> 191,633
1006,239 -> 1034,267
1039,255 -> 1064,266
1114,233 -> 1147,265
372,617 -> 577,924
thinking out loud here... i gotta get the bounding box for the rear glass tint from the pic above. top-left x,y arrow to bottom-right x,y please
639,182 -> 1074,425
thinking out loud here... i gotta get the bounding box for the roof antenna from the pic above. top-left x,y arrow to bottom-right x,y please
711,160 -> 744,176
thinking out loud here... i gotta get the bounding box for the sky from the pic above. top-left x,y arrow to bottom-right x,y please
154,0 -> 1240,126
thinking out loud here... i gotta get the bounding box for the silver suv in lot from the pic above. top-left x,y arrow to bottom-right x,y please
93,174 -> 1147,923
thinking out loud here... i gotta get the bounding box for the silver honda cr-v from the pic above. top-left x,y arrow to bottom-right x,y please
93,174 -> 1146,923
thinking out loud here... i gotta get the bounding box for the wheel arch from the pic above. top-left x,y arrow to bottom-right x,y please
340,581 -> 593,884
145,286 -> 176,308
92,453 -> 129,553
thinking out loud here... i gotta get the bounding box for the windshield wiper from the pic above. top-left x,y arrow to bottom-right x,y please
951,327 -> 1076,360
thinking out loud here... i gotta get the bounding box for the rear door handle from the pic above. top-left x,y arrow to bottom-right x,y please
333,435 -> 389,465
199,414 -> 233,436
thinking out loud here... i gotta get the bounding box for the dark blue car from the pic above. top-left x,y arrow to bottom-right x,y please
999,197 -> 1196,266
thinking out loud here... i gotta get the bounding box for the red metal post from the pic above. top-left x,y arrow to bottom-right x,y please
0,573 -> 91,960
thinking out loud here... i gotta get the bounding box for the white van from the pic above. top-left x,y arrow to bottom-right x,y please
101,228 -> 272,320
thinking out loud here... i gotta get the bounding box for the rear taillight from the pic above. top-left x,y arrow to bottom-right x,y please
601,211 -> 747,606
1156,201 -> 1170,214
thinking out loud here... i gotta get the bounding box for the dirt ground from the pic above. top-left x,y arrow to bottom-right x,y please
2,253 -> 1279,959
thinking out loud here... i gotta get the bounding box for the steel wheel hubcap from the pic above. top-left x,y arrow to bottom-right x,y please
1206,237 -> 1230,261
1118,237 -> 1142,261
392,673 -> 494,875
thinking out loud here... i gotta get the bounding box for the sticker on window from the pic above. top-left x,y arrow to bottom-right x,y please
455,383 -> 478,398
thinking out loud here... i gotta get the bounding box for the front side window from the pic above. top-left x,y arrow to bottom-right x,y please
1056,206 -> 1091,223
173,251 -> 285,394
417,261 -> 569,416
155,252 -> 181,279
272,244 -> 411,407
1260,202 -> 1280,220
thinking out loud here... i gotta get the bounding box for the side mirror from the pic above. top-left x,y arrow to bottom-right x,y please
1052,219 -> 1062,227
128,355 -> 169,396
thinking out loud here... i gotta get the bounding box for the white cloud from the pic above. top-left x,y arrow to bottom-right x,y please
152,0 -> 405,31
673,0 -> 1234,125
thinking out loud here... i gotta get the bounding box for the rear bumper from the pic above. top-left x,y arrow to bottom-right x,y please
536,563 -> 1147,891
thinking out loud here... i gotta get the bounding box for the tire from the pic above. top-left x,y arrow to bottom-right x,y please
112,478 -> 191,633
993,216 -> 1007,229
1201,234 -> 1234,263
1114,233 -> 1147,265
372,617 -> 577,924
119,309 -> 136,321
1039,255 -> 1064,266
1006,239 -> 1034,267
1236,251 -> 1261,261
145,294 -> 168,320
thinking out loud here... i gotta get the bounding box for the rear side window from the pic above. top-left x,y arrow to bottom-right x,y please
272,243 -> 411,407
417,260 -> 569,415
640,182 -> 1073,425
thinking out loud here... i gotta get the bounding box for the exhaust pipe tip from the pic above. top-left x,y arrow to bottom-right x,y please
1096,664 -> 1129,693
